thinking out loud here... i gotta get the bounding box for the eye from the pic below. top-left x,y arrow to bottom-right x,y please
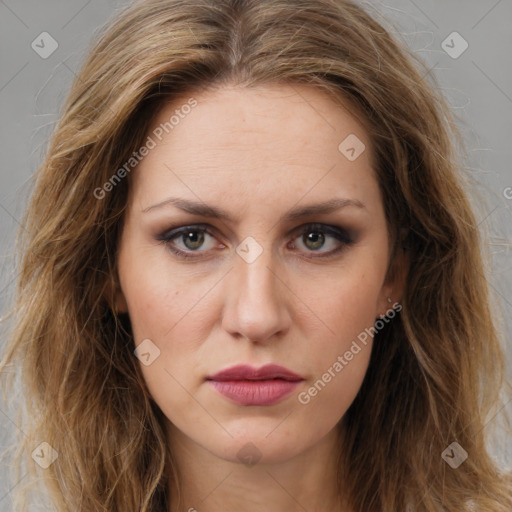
156,223 -> 354,260
289,223 -> 354,258
156,224 -> 221,259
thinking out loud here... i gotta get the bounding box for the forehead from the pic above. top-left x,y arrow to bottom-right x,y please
129,83 -> 379,215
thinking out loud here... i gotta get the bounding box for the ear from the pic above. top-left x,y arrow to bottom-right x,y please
104,274 -> 129,314
376,242 -> 408,319
115,287 -> 129,314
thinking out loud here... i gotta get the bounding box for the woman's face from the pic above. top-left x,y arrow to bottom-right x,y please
115,83 -> 402,464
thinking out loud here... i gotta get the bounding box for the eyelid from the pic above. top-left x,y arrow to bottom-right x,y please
156,222 -> 354,260
156,224 -> 217,255
156,223 -> 215,245
290,222 -> 353,244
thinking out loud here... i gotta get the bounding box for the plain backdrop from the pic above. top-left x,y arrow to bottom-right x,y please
1,0 -> 511,509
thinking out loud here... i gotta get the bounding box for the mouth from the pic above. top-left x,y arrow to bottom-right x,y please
206,364 -> 304,406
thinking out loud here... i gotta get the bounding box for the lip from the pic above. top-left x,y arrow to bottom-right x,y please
208,364 -> 303,382
207,364 -> 304,406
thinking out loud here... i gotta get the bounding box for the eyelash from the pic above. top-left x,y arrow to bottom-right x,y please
155,223 -> 354,261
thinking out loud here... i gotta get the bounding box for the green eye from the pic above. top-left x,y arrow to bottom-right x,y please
156,223 -> 354,260
181,230 -> 207,250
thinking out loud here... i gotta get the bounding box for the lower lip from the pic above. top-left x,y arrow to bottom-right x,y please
208,379 -> 302,406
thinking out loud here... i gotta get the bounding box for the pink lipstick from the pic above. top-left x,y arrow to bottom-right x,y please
207,364 -> 303,406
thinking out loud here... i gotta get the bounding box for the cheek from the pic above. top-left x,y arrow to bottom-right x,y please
118,255 -> 220,398
294,280 -> 377,428
124,266 -> 212,424
302,256 -> 386,347
119,247 -> 208,344
293,257 -> 385,410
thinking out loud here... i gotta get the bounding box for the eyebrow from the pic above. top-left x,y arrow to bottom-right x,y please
143,196 -> 365,222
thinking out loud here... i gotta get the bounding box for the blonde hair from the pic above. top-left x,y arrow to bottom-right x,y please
1,0 -> 511,510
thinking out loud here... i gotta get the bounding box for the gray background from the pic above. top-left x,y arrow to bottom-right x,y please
0,0 -> 511,509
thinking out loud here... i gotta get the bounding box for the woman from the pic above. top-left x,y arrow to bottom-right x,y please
1,0 -> 511,510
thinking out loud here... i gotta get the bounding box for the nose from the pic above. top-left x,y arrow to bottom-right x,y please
221,244 -> 291,344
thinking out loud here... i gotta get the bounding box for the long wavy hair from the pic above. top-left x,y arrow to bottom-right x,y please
1,0 -> 511,510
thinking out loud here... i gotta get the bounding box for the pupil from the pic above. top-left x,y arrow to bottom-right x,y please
184,231 -> 204,250
305,232 -> 324,250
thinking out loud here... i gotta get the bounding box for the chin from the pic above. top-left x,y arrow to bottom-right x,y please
213,437 -> 303,466
197,417 -> 333,466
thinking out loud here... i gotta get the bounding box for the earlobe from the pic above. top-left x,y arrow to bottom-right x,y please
115,288 -> 129,314
377,296 -> 394,320
377,245 -> 409,319
103,275 -> 129,314
391,245 -> 409,308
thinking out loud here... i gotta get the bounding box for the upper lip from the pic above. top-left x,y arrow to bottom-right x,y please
207,364 -> 303,382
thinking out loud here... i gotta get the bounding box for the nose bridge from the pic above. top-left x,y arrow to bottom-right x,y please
239,247 -> 277,301
223,239 -> 289,342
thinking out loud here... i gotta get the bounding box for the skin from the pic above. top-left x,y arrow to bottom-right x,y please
115,82 -> 406,512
